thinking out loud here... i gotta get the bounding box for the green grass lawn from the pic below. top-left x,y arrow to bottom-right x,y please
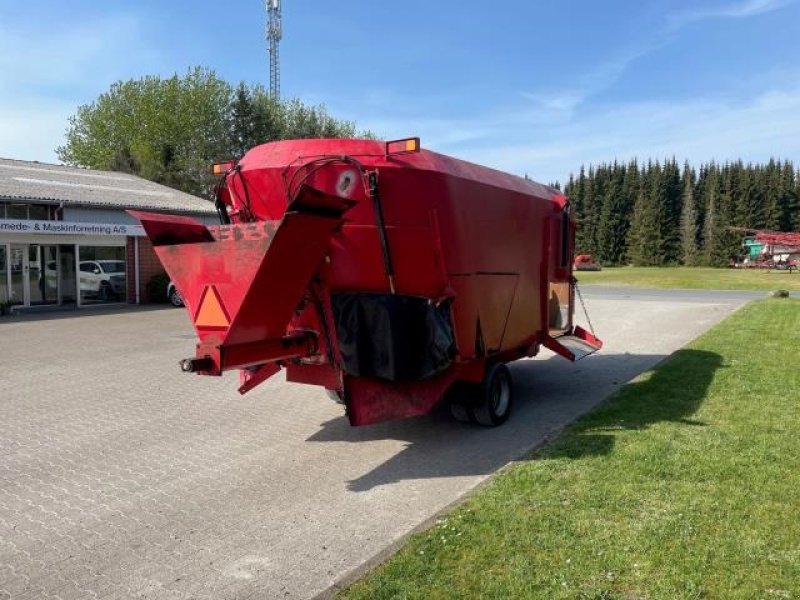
339,299 -> 800,600
576,266 -> 800,292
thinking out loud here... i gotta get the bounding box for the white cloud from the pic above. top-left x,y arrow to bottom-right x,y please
521,91 -> 585,114
446,83 -> 800,184
667,0 -> 795,29
422,0 -> 800,185
360,115 -> 498,147
519,40 -> 665,120
521,0 -> 796,121
342,72 -> 800,185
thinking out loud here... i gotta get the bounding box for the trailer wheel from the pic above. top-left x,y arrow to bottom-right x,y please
471,363 -> 513,427
449,402 -> 471,423
446,383 -> 474,423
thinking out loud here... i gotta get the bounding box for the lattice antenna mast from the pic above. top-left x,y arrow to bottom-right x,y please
266,0 -> 282,101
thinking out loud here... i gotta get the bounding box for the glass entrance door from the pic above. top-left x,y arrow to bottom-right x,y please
9,244 -> 26,305
29,245 -> 58,305
59,245 -> 77,304
8,244 -> 59,307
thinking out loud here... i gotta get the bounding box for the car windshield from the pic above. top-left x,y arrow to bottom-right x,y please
98,261 -> 125,273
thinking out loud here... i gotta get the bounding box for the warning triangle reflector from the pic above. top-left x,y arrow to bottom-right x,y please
195,286 -> 230,328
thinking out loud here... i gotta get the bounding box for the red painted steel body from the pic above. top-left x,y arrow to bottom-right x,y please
131,139 -> 601,426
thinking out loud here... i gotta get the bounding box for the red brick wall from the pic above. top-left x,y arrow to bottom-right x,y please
139,237 -> 164,304
125,237 -> 166,304
126,238 -> 136,303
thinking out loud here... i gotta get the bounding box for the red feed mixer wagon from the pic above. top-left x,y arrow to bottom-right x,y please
130,138 -> 602,427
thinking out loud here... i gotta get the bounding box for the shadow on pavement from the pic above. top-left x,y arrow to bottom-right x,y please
0,304 -> 174,325
541,348 -> 723,460
306,349 -> 724,492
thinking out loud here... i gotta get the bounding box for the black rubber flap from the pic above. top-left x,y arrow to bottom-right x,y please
332,293 -> 455,382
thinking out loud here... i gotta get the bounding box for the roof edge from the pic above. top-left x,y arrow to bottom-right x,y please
0,194 -> 217,215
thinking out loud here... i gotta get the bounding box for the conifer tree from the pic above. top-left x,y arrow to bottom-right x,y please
762,160 -> 781,230
569,168 -> 589,252
661,158 -> 683,263
709,167 -> 742,266
779,162 -> 799,231
562,158 -> 797,268
795,169 -> 800,230
597,163 -> 630,264
679,162 -> 699,265
628,162 -> 666,265
578,167 -> 600,255
619,160 -> 640,263
702,170 -> 719,266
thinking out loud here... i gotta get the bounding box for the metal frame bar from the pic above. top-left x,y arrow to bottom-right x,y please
187,333 -> 317,375
0,243 -> 8,304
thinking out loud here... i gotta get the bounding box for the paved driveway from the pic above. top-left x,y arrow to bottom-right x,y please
0,289 -> 757,599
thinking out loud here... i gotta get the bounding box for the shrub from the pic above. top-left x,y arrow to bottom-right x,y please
146,271 -> 170,303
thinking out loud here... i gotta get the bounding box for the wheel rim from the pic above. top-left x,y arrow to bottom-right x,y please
491,371 -> 510,417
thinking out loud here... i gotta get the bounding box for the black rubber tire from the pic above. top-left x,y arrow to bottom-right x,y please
449,402 -> 471,423
169,288 -> 184,307
445,382 -> 476,423
470,363 -> 513,427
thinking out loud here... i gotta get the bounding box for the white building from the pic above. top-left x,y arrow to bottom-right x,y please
0,158 -> 216,310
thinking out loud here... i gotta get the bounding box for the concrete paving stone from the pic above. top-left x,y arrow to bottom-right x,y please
7,587 -> 48,600
0,290 -> 756,599
0,577 -> 28,597
0,548 -> 22,569
50,580 -> 101,600
22,572 -> 70,597
88,572 -> 135,600
34,538 -> 87,568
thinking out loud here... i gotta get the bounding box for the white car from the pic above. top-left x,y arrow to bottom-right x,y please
79,260 -> 126,300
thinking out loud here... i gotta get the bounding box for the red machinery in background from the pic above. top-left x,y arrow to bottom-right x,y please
738,230 -> 800,271
131,138 -> 602,427
574,254 -> 602,271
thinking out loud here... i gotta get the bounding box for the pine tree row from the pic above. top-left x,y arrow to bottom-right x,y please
563,159 -> 800,267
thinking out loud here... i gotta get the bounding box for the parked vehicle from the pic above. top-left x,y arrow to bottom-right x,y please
79,260 -> 125,300
131,138 -> 602,428
167,281 -> 184,307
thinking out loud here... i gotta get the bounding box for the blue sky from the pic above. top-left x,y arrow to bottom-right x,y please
1,0 -> 798,183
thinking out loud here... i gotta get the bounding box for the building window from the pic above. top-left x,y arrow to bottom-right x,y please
28,204 -> 51,220
0,202 -> 59,220
6,204 -> 28,219
78,246 -> 127,304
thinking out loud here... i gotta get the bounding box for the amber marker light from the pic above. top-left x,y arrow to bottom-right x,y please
385,137 -> 421,156
211,160 -> 236,175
